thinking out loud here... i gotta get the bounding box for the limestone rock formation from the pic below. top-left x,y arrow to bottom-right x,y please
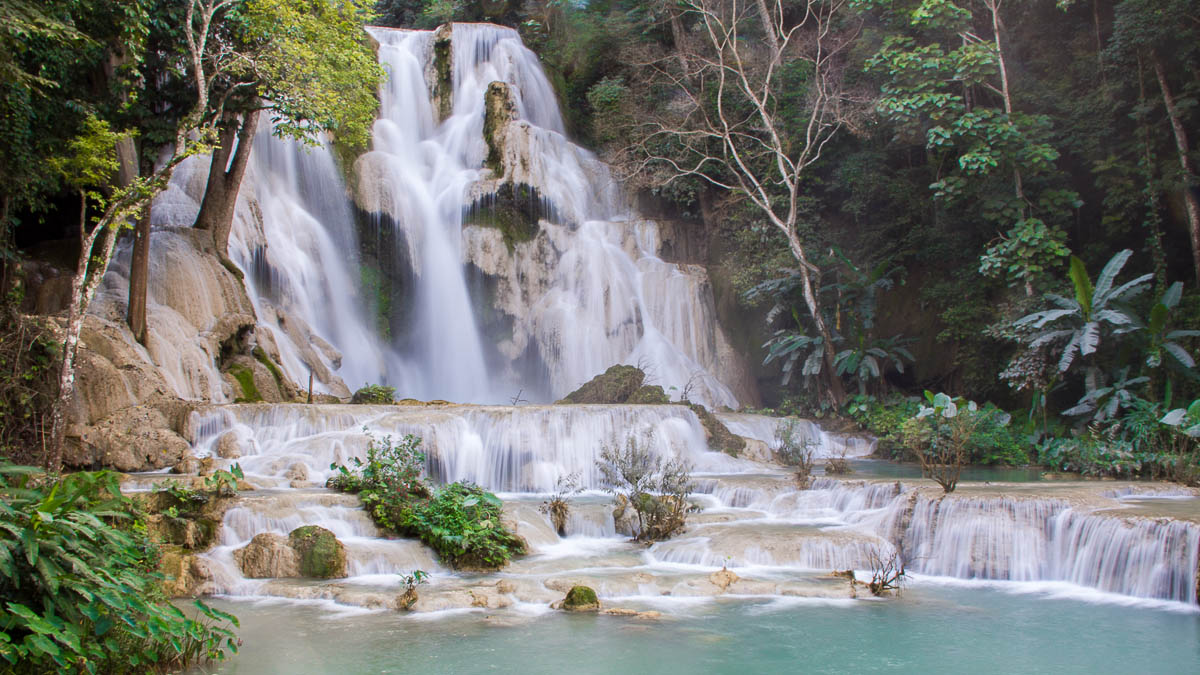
288,525 -> 348,579
215,431 -> 243,459
709,567 -> 740,593
234,533 -> 301,579
559,585 -> 600,612
159,547 -> 215,598
557,365 -> 646,404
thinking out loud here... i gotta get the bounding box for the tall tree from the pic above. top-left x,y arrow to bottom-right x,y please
187,0 -> 382,263
860,0 -> 1077,296
625,0 -> 865,405
1107,0 -> 1200,285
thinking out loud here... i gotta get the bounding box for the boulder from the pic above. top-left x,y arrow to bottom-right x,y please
288,525 -> 348,579
160,547 -> 215,598
560,585 -> 600,612
215,431 -> 242,459
687,402 -> 745,457
234,533 -> 300,579
709,567 -> 740,593
557,365 -> 645,405
172,451 -> 200,474
77,405 -> 191,472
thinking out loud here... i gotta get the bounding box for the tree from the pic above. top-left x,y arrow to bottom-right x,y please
860,0 -> 1077,295
625,0 -> 865,405
186,0 -> 382,263
905,391 -> 985,492
1012,249 -> 1151,375
1106,0 -> 1200,285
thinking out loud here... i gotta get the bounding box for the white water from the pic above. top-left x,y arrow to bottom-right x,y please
185,403 -> 1200,608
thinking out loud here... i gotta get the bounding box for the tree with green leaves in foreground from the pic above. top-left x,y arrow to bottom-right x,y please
858,0 -> 1078,297
188,0 -> 383,263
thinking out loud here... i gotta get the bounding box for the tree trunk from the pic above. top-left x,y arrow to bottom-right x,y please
194,109 -> 261,259
126,206 -> 151,345
48,193 -> 121,472
1152,53 -> 1200,286
785,229 -> 845,407
754,0 -> 780,57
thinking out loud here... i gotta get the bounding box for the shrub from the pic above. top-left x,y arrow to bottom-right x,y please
903,392 -> 989,493
328,432 -> 522,569
775,418 -> 818,486
396,482 -> 526,569
351,384 -> 396,404
845,394 -> 919,459
597,433 -> 695,541
0,464 -> 238,672
538,472 -> 581,537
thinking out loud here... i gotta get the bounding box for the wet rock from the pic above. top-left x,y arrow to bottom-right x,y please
198,456 -> 215,477
559,585 -> 600,612
709,567 -> 740,593
288,525 -> 348,579
687,402 -> 745,456
557,365 -> 645,404
160,546 -> 215,598
215,431 -> 242,459
601,608 -> 662,620
234,533 -> 300,579
172,451 -> 200,474
285,463 -> 309,482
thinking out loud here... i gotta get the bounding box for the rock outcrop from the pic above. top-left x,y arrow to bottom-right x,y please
559,585 -> 600,612
557,365 -> 646,404
234,533 -> 301,579
288,525 -> 348,579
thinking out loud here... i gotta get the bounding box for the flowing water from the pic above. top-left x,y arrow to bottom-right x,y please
110,22 -> 1200,671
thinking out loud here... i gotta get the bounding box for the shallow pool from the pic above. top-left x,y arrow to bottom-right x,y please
191,581 -> 1200,674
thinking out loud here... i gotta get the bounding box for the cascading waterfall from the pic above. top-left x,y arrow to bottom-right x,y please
185,402 -> 1200,606
115,23 -> 1200,616
354,24 -> 743,406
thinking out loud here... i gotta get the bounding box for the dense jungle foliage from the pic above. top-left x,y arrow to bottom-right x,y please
0,0 -> 1197,479
371,0 -> 1200,480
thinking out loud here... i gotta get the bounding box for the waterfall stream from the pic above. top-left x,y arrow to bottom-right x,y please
108,22 -> 1200,623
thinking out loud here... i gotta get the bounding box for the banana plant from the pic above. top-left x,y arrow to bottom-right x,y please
1144,281 -> 1200,372
834,335 -> 915,396
1013,249 -> 1152,373
1160,399 -> 1200,437
1063,366 -> 1149,422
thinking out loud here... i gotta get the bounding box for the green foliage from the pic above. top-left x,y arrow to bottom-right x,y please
775,419 -> 818,485
240,0 -> 384,152
904,391 -> 991,492
0,464 -> 238,672
327,431 -> 522,568
203,464 -> 244,498
329,430 -> 425,496
845,394 -> 920,458
1011,249 -> 1151,376
229,366 -> 262,403
351,384 -> 396,405
395,482 -> 525,569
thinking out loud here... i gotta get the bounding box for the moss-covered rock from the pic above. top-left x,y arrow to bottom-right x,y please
561,585 -> 600,611
628,384 -> 670,404
432,24 -> 453,122
687,402 -> 745,457
288,525 -> 348,579
557,365 -> 646,404
483,81 -> 517,174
